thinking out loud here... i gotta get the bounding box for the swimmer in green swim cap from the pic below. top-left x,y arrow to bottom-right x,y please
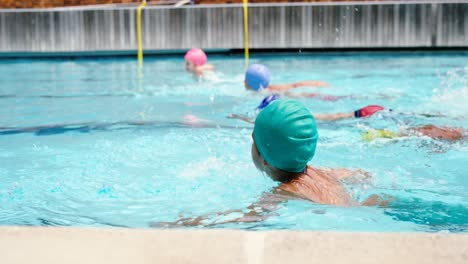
151,100 -> 390,228
153,101 -> 464,228
252,99 -> 386,206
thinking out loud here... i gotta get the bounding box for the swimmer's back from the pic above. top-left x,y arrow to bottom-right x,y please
279,167 -> 356,206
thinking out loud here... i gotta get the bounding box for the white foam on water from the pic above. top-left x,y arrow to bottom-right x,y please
428,67 -> 468,118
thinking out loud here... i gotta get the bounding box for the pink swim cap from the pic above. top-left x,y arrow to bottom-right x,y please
184,48 -> 207,66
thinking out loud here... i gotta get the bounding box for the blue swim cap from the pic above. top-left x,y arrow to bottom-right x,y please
257,94 -> 280,110
245,64 -> 271,91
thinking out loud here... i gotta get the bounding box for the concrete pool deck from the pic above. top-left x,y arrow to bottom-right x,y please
0,227 -> 466,263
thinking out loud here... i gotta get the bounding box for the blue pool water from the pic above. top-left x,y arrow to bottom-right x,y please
0,52 -> 467,232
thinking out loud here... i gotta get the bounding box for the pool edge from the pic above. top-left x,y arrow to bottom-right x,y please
0,227 -> 466,263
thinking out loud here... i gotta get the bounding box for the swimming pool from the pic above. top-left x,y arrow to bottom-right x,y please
0,52 -> 467,232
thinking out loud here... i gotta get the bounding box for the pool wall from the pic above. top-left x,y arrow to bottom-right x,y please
0,1 -> 467,56
0,227 -> 467,264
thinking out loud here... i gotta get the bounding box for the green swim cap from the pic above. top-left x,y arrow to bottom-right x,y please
253,99 -> 318,173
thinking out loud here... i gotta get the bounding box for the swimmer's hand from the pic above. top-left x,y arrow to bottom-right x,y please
151,216 -> 204,228
151,209 -> 269,228
227,114 -> 254,124
361,194 -> 395,207
354,105 -> 384,118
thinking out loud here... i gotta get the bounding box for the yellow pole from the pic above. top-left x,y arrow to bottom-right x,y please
137,0 -> 147,68
243,0 -> 249,69
136,0 -> 147,94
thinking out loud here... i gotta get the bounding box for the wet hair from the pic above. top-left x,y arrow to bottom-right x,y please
253,139 -> 302,183
268,166 -> 302,183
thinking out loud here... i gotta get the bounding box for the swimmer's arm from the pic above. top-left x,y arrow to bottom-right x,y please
315,105 -> 385,120
200,64 -> 215,71
293,80 -> 329,88
193,65 -> 215,77
204,191 -> 286,226
270,109 -> 355,121
314,112 -> 354,121
283,91 -> 345,102
193,68 -> 204,77
233,99 -> 354,121
151,190 -> 287,228
226,113 -> 255,124
268,80 -> 329,91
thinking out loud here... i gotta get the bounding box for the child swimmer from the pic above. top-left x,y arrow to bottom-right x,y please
245,63 -> 329,92
234,95 -> 466,142
184,51 -> 328,92
152,100 -> 387,228
184,48 -> 215,77
244,64 -> 396,101
362,125 -> 466,142
251,99 -> 387,206
228,94 -> 385,123
184,51 -> 339,101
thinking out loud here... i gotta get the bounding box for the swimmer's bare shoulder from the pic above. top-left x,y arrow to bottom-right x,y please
151,167 -> 386,228
277,166 -> 385,206
278,167 -> 357,206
